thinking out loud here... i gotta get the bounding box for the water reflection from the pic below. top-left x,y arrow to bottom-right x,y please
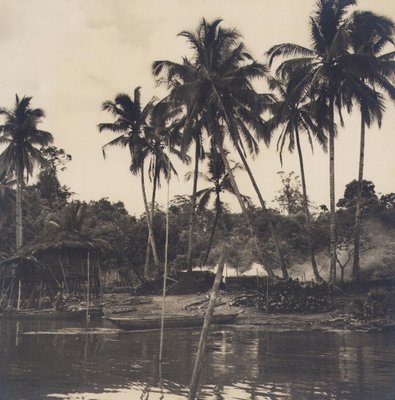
0,320 -> 394,399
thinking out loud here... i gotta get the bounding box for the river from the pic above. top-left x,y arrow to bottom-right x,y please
0,319 -> 394,399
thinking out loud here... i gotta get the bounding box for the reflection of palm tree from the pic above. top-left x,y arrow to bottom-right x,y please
187,148 -> 250,266
267,0 -> 381,282
98,87 -> 160,277
347,11 -> 395,280
154,19 -> 284,277
266,75 -> 327,281
0,95 -> 53,249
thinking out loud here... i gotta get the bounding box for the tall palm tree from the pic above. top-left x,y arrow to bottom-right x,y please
267,0 -> 379,282
0,95 -> 53,249
186,147 -> 251,267
98,87 -> 161,276
346,11 -> 395,280
265,74 -> 327,281
139,100 -> 182,277
153,19 -> 289,278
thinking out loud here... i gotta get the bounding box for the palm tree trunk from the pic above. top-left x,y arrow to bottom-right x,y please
16,165 -> 23,249
352,117 -> 365,281
235,144 -> 288,279
203,194 -> 221,266
329,100 -> 337,283
186,141 -> 200,273
295,128 -> 323,282
218,142 -> 275,279
141,165 -> 159,278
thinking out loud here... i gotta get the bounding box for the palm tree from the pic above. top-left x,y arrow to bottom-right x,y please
154,19 -> 289,278
140,100 -> 182,276
265,74 -> 327,281
186,147 -> 251,267
0,95 -> 53,249
267,0 -> 379,282
48,200 -> 87,234
346,11 -> 395,280
98,87 -> 161,277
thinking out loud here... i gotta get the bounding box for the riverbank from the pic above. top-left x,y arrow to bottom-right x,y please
102,292 -> 395,333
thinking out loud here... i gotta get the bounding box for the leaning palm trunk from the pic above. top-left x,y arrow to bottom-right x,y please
16,166 -> 23,249
235,144 -> 288,280
218,142 -> 275,279
186,142 -> 200,273
352,116 -> 365,281
295,128 -> 323,282
140,165 -> 160,278
329,101 -> 337,283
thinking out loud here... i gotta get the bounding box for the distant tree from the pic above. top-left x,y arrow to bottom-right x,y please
274,171 -> 304,216
337,179 -> 379,213
35,146 -> 72,208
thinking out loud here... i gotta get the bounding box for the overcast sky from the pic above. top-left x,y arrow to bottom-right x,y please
0,0 -> 394,216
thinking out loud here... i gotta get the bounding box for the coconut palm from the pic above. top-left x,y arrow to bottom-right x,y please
0,95 -> 54,249
186,147 -> 251,267
154,19 -> 289,278
98,87 -> 161,276
346,11 -> 395,280
266,0 -> 381,282
265,74 -> 327,281
139,100 -> 183,276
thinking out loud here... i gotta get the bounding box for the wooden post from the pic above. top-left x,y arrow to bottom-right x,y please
86,251 -> 90,324
266,274 -> 270,314
188,245 -> 226,400
17,280 -> 22,311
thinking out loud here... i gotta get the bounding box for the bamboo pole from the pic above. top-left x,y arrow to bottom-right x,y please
188,245 -> 226,400
159,147 -> 171,364
86,251 -> 90,324
266,274 -> 270,314
16,280 -> 22,311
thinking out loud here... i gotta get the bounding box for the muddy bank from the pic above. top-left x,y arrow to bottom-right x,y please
102,292 -> 395,333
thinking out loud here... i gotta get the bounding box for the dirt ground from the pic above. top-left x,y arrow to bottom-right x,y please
102,291 -> 395,332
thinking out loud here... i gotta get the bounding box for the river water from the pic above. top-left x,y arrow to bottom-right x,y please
0,319 -> 394,400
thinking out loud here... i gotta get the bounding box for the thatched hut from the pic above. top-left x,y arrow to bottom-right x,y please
0,232 -> 107,310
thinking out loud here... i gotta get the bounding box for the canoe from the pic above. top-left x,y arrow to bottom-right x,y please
108,313 -> 238,331
0,309 -> 86,321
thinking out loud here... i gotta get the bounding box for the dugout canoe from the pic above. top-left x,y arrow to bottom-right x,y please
108,313 -> 238,331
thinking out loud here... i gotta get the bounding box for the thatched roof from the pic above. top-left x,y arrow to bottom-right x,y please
20,231 -> 109,256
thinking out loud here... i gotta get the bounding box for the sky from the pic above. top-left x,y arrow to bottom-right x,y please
0,0 -> 394,217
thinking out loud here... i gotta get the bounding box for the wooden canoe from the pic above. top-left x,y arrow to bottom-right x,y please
0,309 -> 86,321
108,313 -> 238,331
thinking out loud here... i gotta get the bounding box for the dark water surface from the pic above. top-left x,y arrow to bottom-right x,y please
0,319 -> 394,400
